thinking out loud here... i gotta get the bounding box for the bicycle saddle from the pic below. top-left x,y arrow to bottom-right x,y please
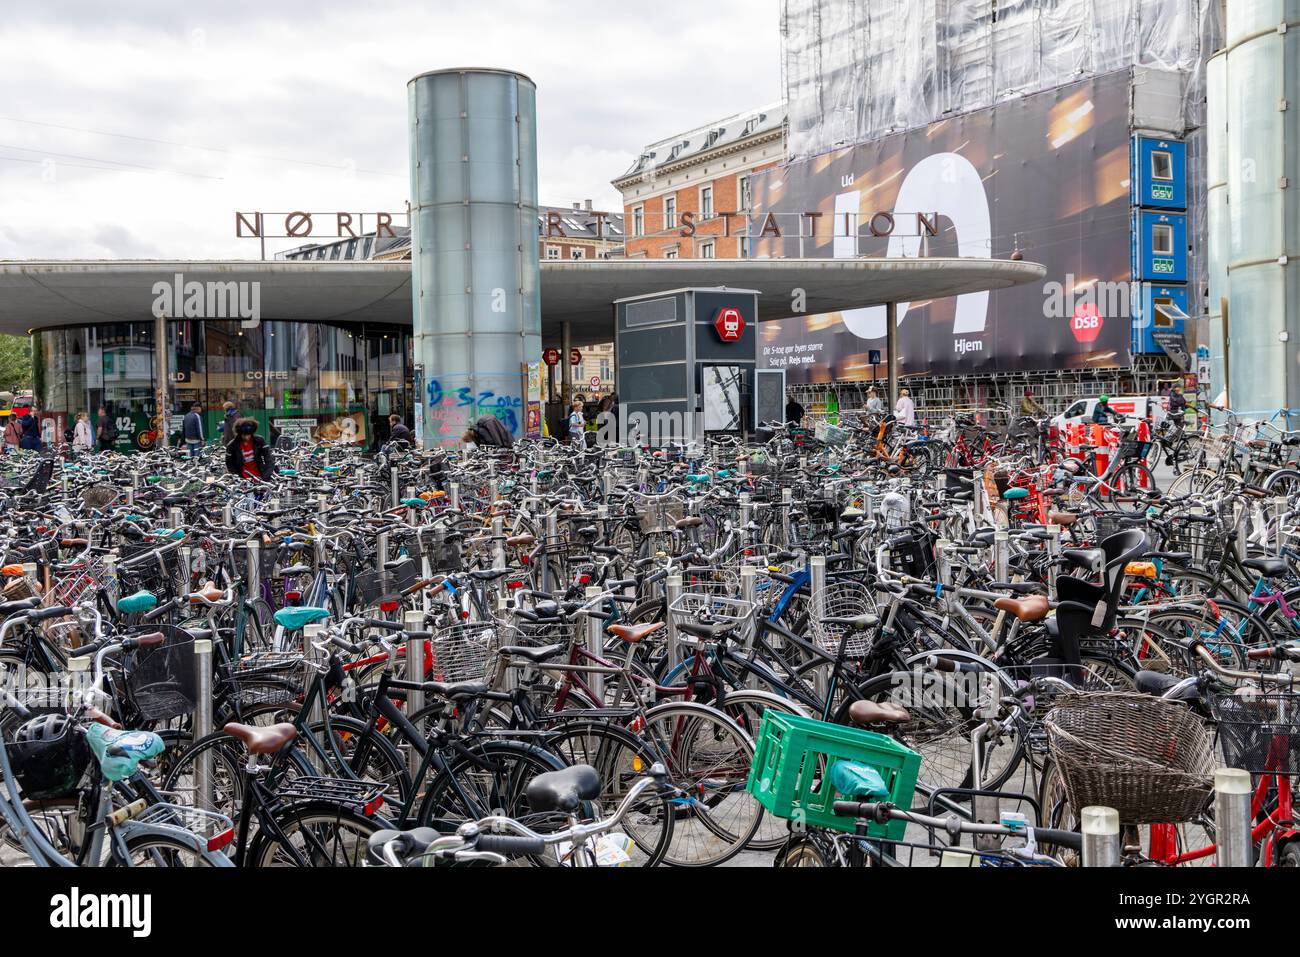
272,606 -> 330,630
223,721 -> 298,755
1002,487 -> 1030,501
85,723 -> 165,782
188,582 -> 225,604
279,564 -> 312,576
117,590 -> 158,615
0,596 -> 41,615
524,764 -> 601,814
993,595 -> 1049,622
498,643 -> 566,663
1047,511 -> 1078,527
1242,556 -> 1290,579
606,622 -> 664,644
676,620 -> 735,641
846,700 -> 910,726
821,613 -> 880,631
421,679 -> 490,702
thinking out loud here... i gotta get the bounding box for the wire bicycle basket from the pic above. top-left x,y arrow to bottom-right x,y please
1208,688 -> 1300,777
808,579 -> 878,658
428,622 -> 499,682
668,592 -> 757,647
123,625 -> 198,722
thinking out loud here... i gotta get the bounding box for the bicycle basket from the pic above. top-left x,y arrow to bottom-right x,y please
7,715 -> 93,801
808,579 -> 878,657
1208,689 -> 1300,777
668,593 -> 756,646
428,622 -> 499,682
1044,693 -> 1213,824
746,711 -> 920,840
406,529 -> 462,573
81,483 -> 120,510
123,625 -> 198,722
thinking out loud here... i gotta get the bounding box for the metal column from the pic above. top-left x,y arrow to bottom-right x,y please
1214,768 -> 1254,868
561,321 -> 573,405
885,301 -> 899,407
1081,805 -> 1121,867
154,313 -> 169,449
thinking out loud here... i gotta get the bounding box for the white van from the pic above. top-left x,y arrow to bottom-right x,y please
1051,395 -> 1168,434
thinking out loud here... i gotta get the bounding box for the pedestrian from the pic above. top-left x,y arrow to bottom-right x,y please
567,400 -> 585,444
1,396 -> 19,453
225,417 -> 273,480
894,388 -> 916,427
1019,388 -> 1046,416
460,414 -> 514,450
784,394 -> 806,425
1092,394 -> 1115,425
1168,383 -> 1188,428
96,407 -> 118,452
388,413 -> 413,445
865,387 -> 883,414
18,404 -> 41,451
220,401 -> 239,446
73,411 -> 94,451
182,402 -> 204,458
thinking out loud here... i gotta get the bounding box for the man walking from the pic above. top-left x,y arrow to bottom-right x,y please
182,402 -> 204,458
96,406 -> 118,452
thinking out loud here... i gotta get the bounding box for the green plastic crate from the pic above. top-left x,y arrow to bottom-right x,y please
745,710 -> 921,839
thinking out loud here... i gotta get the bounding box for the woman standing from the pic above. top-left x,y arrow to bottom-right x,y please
73,411 -> 94,451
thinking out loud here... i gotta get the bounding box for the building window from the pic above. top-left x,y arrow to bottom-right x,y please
738,175 -> 752,211
599,358 -> 612,380
1151,224 -> 1174,256
546,245 -> 561,260
633,206 -> 644,237
663,196 -> 676,233
1151,150 -> 1173,181
570,247 -> 585,259
701,185 -> 714,219
739,235 -> 751,258
699,240 -> 715,259
664,248 -> 679,259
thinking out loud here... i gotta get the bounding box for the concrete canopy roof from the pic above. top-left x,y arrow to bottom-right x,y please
0,257 -> 1045,346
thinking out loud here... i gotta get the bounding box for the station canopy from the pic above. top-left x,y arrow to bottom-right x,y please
0,257 -> 1044,346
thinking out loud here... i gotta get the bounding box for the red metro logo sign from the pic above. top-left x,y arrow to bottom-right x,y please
714,307 -> 745,343
1070,303 -> 1103,344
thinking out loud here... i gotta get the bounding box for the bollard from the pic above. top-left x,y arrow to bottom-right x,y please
1236,513 -> 1248,560
390,467 -> 399,508
102,555 -> 118,612
125,485 -> 134,507
1046,523 -> 1062,595
245,537 -> 262,599
377,530 -> 390,567
1081,806 -> 1121,867
809,555 -> 828,700
449,482 -> 460,511
585,585 -> 605,704
665,573 -> 684,670
301,626 -> 326,772
993,530 -> 1009,582
403,611 -> 426,776
1271,497 -> 1288,551
740,564 -> 758,653
222,503 -> 233,526
601,472 -> 613,498
179,546 -> 193,595
1214,768 -> 1254,868
489,477 -> 499,504
168,506 -> 182,529
739,492 -> 752,549
193,638 -> 214,808
492,516 -> 506,570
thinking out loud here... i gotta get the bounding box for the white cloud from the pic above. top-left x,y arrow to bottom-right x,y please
0,1 -> 781,259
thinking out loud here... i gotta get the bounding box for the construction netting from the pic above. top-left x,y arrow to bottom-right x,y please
781,0 -> 1223,160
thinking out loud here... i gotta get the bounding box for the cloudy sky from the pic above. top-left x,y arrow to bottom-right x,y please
0,1 -> 781,260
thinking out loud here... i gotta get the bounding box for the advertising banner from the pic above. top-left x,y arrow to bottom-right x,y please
752,70 -> 1135,381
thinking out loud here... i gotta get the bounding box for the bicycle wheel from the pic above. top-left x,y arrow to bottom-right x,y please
638,701 -> 761,867
307,714 -> 412,806
248,803 -> 381,867
774,833 -> 834,867
110,833 -> 221,867
542,719 -> 673,867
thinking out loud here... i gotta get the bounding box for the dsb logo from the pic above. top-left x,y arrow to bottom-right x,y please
1070,304 -> 1103,344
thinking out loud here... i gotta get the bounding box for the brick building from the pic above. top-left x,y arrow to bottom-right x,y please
611,104 -> 785,260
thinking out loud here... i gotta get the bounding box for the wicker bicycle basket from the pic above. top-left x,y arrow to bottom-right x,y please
1044,692 -> 1214,824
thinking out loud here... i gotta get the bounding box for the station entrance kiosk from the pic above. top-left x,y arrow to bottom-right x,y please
614,287 -> 783,444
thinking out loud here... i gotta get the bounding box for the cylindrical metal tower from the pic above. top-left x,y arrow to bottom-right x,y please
1205,49 -> 1228,400
1219,1 -> 1300,413
408,68 -> 541,446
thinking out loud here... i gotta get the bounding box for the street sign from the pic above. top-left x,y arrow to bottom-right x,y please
590,376 -> 600,389
713,306 -> 744,342
868,350 -> 881,365
570,348 -> 582,365
542,348 -> 561,367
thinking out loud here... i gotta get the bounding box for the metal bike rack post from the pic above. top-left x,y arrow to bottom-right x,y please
245,537 -> 261,598
1272,497 -> 1288,551
222,503 -> 233,526
489,476 -> 499,504
602,472 -> 613,498
739,492 -> 752,549
390,466 -> 400,508
301,625 -> 327,773
809,555 -> 828,701
1081,805 -> 1121,867
491,516 -> 506,570
1046,523 -> 1062,595
740,564 -> 758,654
403,611 -> 425,777
665,573 -> 683,670
193,638 -> 214,808
585,585 -> 605,704
168,506 -> 182,529
179,545 -> 193,593
781,486 -> 794,547
449,482 -> 459,511
993,530 -> 1009,582
102,555 -> 118,612
1214,768 -> 1254,868
377,530 -> 390,566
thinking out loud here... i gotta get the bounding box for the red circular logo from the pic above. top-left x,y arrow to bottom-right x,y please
542,348 -> 561,367
714,307 -> 745,342
1070,303 -> 1103,344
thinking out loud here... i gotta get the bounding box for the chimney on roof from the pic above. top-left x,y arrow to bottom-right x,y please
584,199 -> 593,211
572,202 -> 580,210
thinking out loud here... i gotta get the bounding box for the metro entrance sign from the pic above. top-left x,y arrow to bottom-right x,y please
714,307 -> 745,342
542,348 -> 561,367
